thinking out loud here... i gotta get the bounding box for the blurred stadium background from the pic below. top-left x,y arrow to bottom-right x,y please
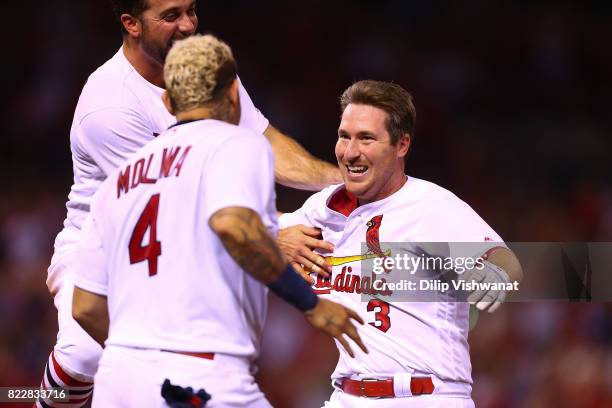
1,1 -> 612,407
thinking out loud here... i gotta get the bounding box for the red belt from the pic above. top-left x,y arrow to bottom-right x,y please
340,377 -> 435,398
162,350 -> 215,360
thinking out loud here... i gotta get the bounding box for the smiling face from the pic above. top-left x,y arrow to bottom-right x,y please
138,0 -> 198,64
336,103 -> 410,204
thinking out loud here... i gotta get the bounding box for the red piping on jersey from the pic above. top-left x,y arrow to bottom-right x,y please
161,350 -> 215,360
481,246 -> 506,260
327,188 -> 358,217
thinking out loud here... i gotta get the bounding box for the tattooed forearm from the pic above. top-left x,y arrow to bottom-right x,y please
209,207 -> 286,284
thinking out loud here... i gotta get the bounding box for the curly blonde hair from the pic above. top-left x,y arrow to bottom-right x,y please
164,34 -> 237,113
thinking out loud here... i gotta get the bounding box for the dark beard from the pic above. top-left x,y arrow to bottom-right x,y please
140,22 -> 173,65
141,39 -> 167,66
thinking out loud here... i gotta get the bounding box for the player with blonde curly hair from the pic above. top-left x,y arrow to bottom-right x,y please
70,34 -> 366,408
36,1 -> 341,406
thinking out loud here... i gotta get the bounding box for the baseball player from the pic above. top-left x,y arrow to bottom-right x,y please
71,34 -> 366,408
278,80 -> 523,407
38,1 -> 341,406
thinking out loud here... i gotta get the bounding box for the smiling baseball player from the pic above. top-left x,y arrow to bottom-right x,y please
279,80 -> 523,407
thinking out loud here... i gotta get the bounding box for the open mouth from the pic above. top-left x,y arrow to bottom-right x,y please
346,164 -> 369,177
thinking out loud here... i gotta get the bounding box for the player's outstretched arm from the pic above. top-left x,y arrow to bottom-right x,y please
72,287 -> 109,347
486,248 -> 523,284
264,125 -> 342,191
462,248 -> 523,313
209,206 -> 286,284
209,206 -> 367,356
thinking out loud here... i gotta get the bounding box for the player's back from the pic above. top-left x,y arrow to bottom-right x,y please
90,119 -> 276,358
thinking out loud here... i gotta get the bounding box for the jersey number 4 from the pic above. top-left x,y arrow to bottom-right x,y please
367,299 -> 391,333
129,194 -> 162,276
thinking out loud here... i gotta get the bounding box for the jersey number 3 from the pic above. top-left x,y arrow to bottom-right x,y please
129,194 -> 162,276
367,299 -> 391,333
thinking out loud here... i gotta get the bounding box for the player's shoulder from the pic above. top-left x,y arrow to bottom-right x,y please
407,178 -> 492,234
75,48 -> 150,118
404,177 -> 460,201
320,184 -> 346,201
301,184 -> 345,210
402,176 -> 477,214
178,119 -> 267,145
405,177 -> 501,241
278,184 -> 343,228
157,119 -> 271,163
220,120 -> 270,153
220,120 -> 267,141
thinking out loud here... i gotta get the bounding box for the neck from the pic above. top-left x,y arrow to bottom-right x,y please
358,170 -> 407,206
123,39 -> 165,88
175,107 -> 224,123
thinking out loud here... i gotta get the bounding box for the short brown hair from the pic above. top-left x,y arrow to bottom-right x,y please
340,80 -> 416,144
110,0 -> 149,35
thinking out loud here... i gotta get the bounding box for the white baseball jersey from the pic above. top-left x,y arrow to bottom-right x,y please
280,177 -> 503,392
74,119 -> 277,358
48,47 -> 269,294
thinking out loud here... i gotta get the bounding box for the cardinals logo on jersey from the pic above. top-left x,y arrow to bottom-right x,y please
365,214 -> 393,273
366,215 -> 386,258
312,214 -> 393,296
315,214 -> 391,269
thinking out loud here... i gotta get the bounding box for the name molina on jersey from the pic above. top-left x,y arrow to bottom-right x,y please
116,145 -> 192,198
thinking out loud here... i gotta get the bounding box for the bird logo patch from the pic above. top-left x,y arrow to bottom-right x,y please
312,214 -> 392,295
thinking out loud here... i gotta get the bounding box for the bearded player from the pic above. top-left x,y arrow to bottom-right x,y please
278,80 -> 523,407
37,1 -> 341,406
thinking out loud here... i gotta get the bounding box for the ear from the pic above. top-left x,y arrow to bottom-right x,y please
397,134 -> 411,158
162,91 -> 175,116
121,14 -> 142,38
227,78 -> 240,108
